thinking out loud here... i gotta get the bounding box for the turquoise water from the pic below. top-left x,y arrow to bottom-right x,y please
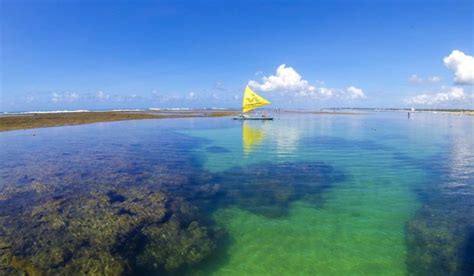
0,112 -> 473,275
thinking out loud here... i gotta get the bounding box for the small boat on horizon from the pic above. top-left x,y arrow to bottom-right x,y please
233,86 -> 273,120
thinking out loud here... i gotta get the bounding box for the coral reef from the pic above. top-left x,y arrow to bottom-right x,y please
137,221 -> 216,272
0,159 -> 343,274
0,188 -> 219,275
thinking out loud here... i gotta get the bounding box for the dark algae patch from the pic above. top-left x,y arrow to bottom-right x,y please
0,128 -> 220,274
208,161 -> 345,217
0,159 -> 341,275
406,153 -> 474,275
0,186 -> 221,275
406,191 -> 474,275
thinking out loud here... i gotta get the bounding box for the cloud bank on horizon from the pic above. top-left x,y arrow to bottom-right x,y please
250,49 -> 473,108
405,50 -> 473,107
4,46 -> 474,111
18,50 -> 473,111
405,86 -> 469,106
248,64 -> 366,100
11,49 -> 473,111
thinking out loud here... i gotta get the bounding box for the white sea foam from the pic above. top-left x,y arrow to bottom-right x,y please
2,110 -> 91,115
149,107 -> 191,111
1,107 -> 229,115
166,108 -> 191,111
110,109 -> 144,112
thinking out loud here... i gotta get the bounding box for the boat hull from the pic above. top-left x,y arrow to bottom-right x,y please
233,117 -> 274,120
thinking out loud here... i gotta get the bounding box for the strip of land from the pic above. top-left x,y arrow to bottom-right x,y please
0,110 -> 239,132
3,108 -> 470,132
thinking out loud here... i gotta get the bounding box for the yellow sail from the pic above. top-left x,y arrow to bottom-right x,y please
242,86 -> 270,113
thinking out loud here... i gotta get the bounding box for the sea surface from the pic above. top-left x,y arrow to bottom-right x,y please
0,112 -> 473,275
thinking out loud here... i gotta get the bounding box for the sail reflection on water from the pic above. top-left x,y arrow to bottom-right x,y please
241,119 -> 302,157
242,121 -> 267,155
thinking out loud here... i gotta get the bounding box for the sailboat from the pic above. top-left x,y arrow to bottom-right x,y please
233,85 -> 273,120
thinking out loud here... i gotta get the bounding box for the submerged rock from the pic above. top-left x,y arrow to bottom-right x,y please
211,161 -> 344,217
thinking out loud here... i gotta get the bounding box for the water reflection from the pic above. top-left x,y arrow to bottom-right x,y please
272,124 -> 301,157
444,120 -> 474,195
241,119 -> 301,157
242,121 -> 266,155
406,114 -> 474,275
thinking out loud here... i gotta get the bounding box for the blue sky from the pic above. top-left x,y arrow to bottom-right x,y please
1,0 -> 473,111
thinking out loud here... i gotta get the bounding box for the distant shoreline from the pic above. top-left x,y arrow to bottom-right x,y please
1,108 -> 472,132
321,108 -> 474,114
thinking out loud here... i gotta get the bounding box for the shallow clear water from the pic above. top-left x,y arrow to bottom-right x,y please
0,112 -> 473,275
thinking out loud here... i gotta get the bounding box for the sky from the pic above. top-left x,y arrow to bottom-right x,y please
1,0 -> 473,112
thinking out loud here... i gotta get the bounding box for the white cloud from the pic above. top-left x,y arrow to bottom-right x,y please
249,64 -> 365,100
296,86 -> 365,100
443,50 -> 474,85
346,86 -> 366,99
427,76 -> 441,83
186,91 -> 196,100
409,74 -> 423,83
408,74 -> 441,84
404,87 -> 472,105
318,87 -> 333,97
96,91 -> 110,101
248,64 -> 316,94
51,92 -> 79,103
51,93 -> 60,103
